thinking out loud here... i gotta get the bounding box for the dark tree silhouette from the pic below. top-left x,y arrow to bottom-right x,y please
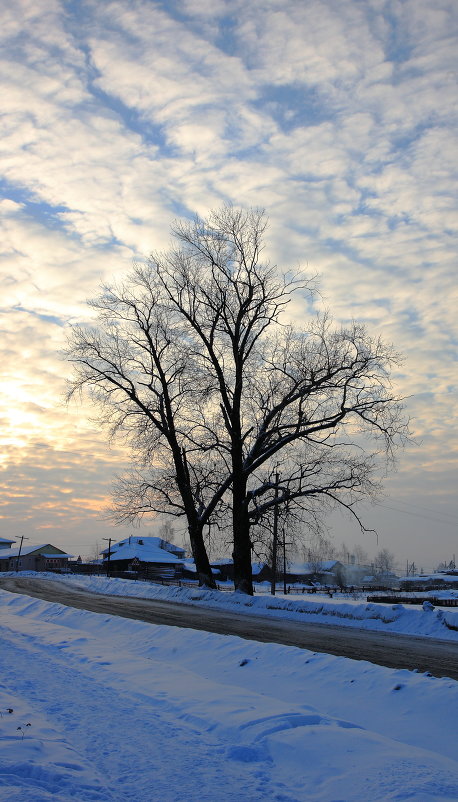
67,206 -> 408,594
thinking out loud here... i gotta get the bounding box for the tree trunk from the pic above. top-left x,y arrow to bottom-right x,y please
174,446 -> 216,588
188,522 -> 216,589
232,473 -> 253,594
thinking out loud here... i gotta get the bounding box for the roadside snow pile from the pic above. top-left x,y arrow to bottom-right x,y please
0,588 -> 457,801
26,572 -> 458,640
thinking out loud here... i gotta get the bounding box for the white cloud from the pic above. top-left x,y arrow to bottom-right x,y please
0,0 -> 457,564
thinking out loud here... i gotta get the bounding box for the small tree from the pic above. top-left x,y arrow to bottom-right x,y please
374,548 -> 396,575
302,532 -> 336,578
353,544 -> 370,565
156,520 -> 175,545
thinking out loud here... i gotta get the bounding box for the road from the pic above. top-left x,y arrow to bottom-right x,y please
0,575 -> 457,680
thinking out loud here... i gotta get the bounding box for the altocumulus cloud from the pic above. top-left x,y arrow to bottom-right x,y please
0,0 -> 457,566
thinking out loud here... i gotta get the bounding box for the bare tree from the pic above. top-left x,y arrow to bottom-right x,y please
374,547 -> 396,575
67,206 -> 408,595
353,544 -> 370,565
149,206 -> 408,593
301,531 -> 336,576
436,559 -> 456,572
156,520 -> 175,545
85,541 -> 101,564
336,542 -> 351,565
65,270 -> 231,588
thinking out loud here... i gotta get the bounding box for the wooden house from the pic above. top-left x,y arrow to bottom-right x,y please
0,543 -> 72,573
100,536 -> 184,579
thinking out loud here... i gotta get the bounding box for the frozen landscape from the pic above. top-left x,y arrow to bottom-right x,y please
0,574 -> 457,801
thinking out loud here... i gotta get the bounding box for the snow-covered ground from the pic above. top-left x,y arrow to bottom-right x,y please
0,576 -> 457,801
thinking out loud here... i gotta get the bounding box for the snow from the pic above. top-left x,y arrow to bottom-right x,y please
0,576 -> 457,801
401,573 -> 458,584
100,536 -> 183,565
27,571 -> 458,640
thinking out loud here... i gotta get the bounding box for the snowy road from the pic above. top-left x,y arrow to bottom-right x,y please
1,576 -> 457,679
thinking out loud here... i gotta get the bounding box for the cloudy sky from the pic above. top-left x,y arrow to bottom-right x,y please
1,0 -> 457,570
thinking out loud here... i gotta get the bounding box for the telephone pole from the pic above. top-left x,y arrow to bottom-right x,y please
15,535 -> 29,572
102,537 -> 113,578
270,473 -> 279,596
282,521 -> 287,595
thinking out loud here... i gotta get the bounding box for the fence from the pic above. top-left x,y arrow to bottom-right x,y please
368,595 -> 458,607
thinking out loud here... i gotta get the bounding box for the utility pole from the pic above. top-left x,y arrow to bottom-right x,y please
282,522 -> 287,595
102,537 -> 113,578
15,535 -> 29,572
270,473 -> 279,596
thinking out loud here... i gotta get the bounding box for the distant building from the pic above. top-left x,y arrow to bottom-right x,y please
341,562 -> 374,586
400,571 -> 458,590
209,559 -> 347,586
0,543 -> 72,573
284,560 -> 345,585
100,536 -> 185,579
209,559 -> 234,581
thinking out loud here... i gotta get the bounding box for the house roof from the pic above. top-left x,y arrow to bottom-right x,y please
252,562 -> 268,575
286,560 -> 342,574
102,536 -> 185,558
0,544 -> 71,559
401,573 -> 458,583
0,537 -> 15,545
103,540 -> 184,565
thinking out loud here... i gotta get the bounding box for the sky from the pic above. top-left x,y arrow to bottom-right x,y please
1,0 -> 457,570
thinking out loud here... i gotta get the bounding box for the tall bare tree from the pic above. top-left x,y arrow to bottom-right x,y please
67,206 -> 408,594
149,207 -> 408,592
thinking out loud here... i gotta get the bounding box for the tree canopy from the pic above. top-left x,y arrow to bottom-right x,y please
67,206 -> 408,593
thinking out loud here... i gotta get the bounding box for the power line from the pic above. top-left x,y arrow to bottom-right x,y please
373,502 -> 458,528
381,498 -> 458,523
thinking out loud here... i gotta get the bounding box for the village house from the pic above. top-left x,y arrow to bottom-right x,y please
0,543 -> 72,573
400,570 -> 458,591
101,536 -> 185,579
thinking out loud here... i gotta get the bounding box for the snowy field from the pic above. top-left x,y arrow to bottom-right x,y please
0,577 -> 457,801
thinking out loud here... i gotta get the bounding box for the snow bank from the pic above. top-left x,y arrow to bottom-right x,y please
0,588 -> 457,801
24,571 -> 458,640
